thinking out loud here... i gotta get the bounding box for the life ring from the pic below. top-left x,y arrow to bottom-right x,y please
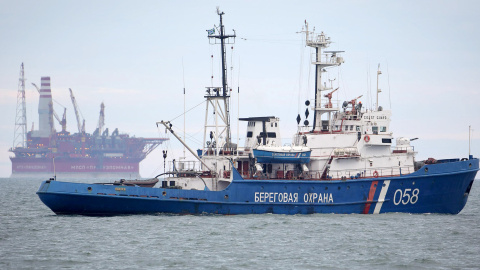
364,135 -> 370,143
373,171 -> 379,178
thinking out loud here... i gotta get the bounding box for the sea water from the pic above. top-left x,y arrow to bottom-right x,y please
1,177 -> 479,269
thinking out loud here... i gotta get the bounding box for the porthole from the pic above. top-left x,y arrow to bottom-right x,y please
325,187 -> 328,190
425,167 -> 429,172
87,187 -> 92,191
162,191 -> 166,196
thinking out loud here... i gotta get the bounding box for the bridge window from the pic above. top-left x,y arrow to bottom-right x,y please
259,132 -> 276,138
247,131 -> 253,138
380,126 -> 387,132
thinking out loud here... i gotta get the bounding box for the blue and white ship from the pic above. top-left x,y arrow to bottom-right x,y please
37,9 -> 478,215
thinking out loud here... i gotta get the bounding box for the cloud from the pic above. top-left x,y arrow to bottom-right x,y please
96,87 -> 139,95
0,89 -> 17,104
413,132 -> 480,141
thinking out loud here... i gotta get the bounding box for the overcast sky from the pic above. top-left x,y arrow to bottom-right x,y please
1,0 -> 479,178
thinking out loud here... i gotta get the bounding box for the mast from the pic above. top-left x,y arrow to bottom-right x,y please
469,125 -> 471,158
302,22 -> 344,132
376,64 -> 382,111
13,63 -> 27,148
207,7 -> 236,148
203,8 -> 236,156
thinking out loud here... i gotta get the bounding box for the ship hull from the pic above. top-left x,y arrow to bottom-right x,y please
37,158 -> 478,215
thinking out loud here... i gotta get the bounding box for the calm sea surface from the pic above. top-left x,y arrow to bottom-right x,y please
0,177 -> 479,270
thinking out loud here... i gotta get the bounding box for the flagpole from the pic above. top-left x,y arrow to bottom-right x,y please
182,58 -> 186,160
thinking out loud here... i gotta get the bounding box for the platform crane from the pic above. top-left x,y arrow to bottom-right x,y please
97,102 -> 105,136
58,108 -> 67,132
69,88 -> 85,134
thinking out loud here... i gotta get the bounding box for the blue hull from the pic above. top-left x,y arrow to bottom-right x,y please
37,158 -> 478,215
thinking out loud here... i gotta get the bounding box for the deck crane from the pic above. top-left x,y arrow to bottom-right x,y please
324,87 -> 339,108
69,88 -> 85,134
343,95 -> 363,115
32,83 -> 67,132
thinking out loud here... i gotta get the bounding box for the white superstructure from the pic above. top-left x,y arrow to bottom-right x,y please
292,22 -> 415,179
159,18 -> 418,191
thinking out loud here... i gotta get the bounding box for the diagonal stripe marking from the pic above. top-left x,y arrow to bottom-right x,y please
373,180 -> 391,214
363,180 -> 378,214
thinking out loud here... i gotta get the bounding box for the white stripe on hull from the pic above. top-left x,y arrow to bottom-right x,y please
373,180 -> 390,214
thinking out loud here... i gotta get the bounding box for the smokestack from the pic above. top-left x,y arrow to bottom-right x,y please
38,77 -> 54,137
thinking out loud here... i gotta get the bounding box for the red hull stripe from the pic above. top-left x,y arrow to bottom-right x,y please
363,180 -> 378,214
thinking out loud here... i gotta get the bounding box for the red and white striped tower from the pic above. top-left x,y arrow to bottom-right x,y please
38,77 -> 54,137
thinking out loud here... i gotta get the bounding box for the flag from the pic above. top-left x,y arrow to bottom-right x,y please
207,28 -> 215,35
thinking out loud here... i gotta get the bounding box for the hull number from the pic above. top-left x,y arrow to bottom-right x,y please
393,188 -> 419,205
254,192 -> 333,204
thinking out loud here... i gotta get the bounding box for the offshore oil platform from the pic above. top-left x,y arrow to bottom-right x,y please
10,63 -> 167,178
